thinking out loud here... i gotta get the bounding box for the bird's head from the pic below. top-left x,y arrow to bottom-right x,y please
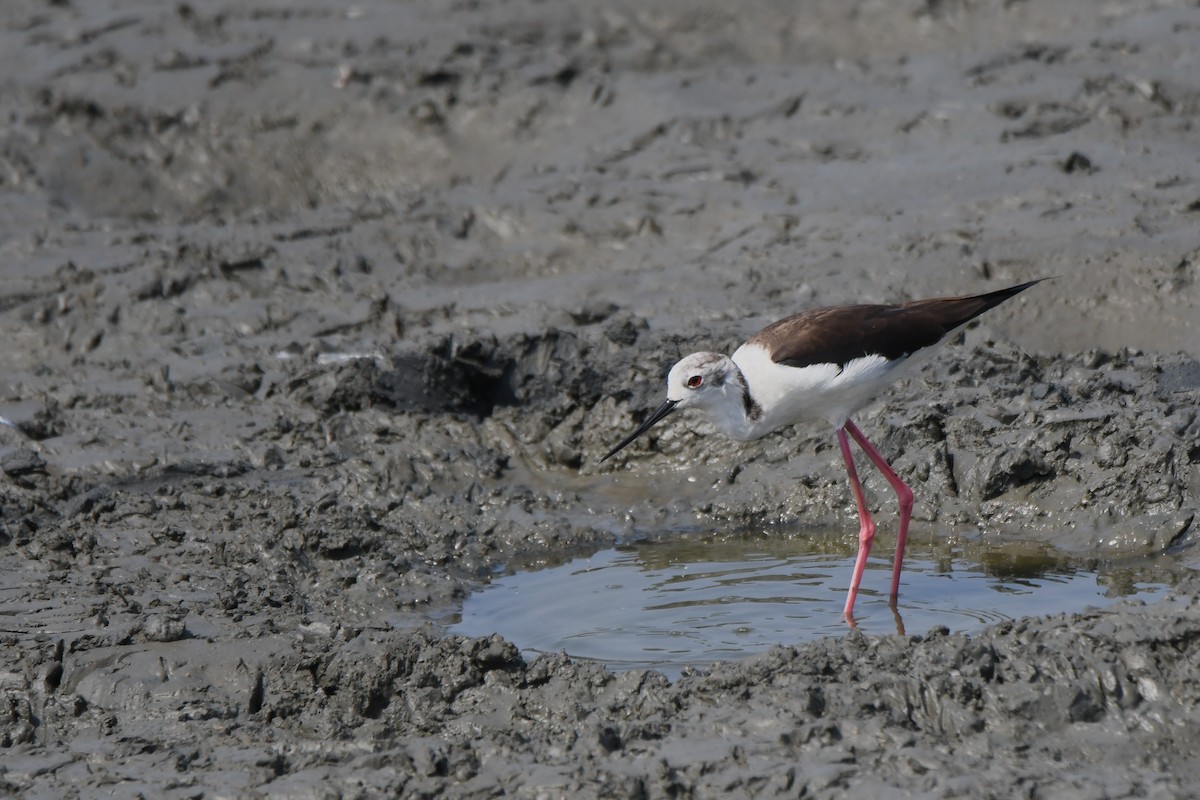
665,352 -> 741,408
601,352 -> 741,462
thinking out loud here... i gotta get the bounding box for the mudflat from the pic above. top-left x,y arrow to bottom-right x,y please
1,1 -> 1197,796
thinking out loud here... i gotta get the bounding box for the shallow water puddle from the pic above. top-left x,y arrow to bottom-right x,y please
452,532 -> 1170,680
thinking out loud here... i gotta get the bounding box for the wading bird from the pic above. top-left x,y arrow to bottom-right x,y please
602,279 -> 1045,619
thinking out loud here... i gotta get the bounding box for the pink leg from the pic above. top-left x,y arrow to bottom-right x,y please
837,426 -> 875,618
844,419 -> 914,605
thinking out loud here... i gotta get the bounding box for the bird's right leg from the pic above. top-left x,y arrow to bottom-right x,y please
837,424 -> 875,620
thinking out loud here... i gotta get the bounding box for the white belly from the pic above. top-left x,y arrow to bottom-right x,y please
732,342 -> 930,434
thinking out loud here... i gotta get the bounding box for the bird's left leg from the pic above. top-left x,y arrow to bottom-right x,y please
844,419 -> 913,605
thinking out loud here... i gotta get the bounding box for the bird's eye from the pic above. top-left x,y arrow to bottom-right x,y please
686,375 -> 703,389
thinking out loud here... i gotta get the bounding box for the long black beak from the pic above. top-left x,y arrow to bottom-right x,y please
601,399 -> 679,462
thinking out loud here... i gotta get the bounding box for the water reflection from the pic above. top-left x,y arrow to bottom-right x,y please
453,528 -> 1174,680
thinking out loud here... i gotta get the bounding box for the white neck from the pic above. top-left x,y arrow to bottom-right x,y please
696,366 -> 766,442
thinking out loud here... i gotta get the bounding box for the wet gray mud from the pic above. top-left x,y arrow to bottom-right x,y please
1,0 -> 1199,796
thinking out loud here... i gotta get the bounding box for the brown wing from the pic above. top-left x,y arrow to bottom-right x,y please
749,280 -> 1043,368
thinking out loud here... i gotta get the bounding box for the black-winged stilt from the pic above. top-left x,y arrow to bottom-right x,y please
602,279 -> 1046,620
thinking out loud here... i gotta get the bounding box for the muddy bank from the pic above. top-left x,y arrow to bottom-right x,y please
1,0 -> 1199,796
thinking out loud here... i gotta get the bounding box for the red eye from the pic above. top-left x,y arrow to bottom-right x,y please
687,375 -> 703,388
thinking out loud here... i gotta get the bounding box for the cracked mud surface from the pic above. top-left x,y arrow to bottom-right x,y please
1,0 -> 1199,796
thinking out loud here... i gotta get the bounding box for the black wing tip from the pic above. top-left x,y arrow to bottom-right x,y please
971,276 -> 1055,311
924,276 -> 1054,340
989,275 -> 1054,296
1010,275 -> 1058,292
